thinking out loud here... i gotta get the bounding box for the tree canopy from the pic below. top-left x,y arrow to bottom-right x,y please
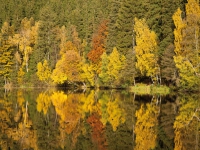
0,0 -> 200,90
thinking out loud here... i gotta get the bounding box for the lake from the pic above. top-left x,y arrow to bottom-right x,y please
0,88 -> 199,150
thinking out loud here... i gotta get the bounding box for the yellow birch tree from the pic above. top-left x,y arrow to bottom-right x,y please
134,18 -> 159,83
37,60 -> 51,84
173,0 -> 200,88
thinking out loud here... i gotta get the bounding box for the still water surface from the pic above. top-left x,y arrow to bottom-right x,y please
0,88 -> 199,150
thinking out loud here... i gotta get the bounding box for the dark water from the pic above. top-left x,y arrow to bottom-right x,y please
0,88 -> 199,150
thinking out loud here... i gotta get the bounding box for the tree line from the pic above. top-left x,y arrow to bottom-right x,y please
0,0 -> 199,90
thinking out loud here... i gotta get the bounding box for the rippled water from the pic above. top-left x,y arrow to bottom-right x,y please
0,88 -> 199,150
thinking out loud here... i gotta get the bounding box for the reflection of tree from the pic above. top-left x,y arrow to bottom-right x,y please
20,89 -> 60,150
87,113 -> 107,150
75,117 -> 94,150
51,91 -> 82,149
8,122 -> 38,149
0,98 -> 13,149
174,94 -> 200,150
105,123 -> 133,150
2,89 -> 197,150
81,90 -> 128,150
98,91 -> 126,131
158,96 -> 176,150
0,90 -> 38,150
52,92 -> 81,133
134,99 -> 159,150
36,91 -> 51,115
0,90 -> 67,149
99,93 -> 109,125
107,96 -> 126,131
81,90 -> 101,114
9,90 -> 38,149
105,92 -> 135,150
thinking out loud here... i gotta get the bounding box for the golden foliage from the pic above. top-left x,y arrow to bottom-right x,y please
174,97 -> 200,150
134,103 -> 159,150
11,18 -> 38,73
173,1 -> 200,88
134,18 -> 159,81
81,90 -> 101,115
52,49 -> 81,84
37,60 -> 51,84
99,48 -> 126,85
36,92 -> 51,115
81,63 -> 96,86
107,97 -> 126,131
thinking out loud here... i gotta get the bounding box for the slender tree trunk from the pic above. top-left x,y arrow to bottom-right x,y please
26,58 -> 29,72
151,76 -> 155,84
24,101 -> 28,125
4,77 -> 7,86
158,67 -> 161,85
133,76 -> 136,86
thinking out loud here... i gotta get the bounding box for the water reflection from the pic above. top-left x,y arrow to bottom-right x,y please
0,88 -> 199,149
134,96 -> 160,150
174,94 -> 200,150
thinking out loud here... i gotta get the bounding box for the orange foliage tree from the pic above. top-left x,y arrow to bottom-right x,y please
86,20 -> 108,86
87,20 -> 108,64
87,113 -> 107,150
51,46 -> 81,84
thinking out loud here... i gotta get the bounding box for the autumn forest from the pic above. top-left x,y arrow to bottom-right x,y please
0,0 -> 199,90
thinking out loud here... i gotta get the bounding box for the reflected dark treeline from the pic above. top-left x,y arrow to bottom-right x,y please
0,88 -> 199,150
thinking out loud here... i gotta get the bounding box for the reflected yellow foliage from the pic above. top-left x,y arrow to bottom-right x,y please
107,97 -> 126,131
17,90 -> 25,107
174,120 -> 199,150
36,92 -> 51,115
0,99 -> 13,149
14,109 -> 21,123
8,90 -> 38,149
16,92 -> 31,127
82,91 -> 126,132
51,91 -> 67,121
0,110 -> 10,129
134,102 -> 159,150
174,94 -> 200,150
58,121 -> 67,149
99,94 -> 110,125
64,94 -> 81,134
0,91 -> 38,150
7,122 -> 38,150
0,98 -> 12,114
37,60 -> 51,84
81,90 -> 101,115
52,91 -> 82,149
174,99 -> 198,128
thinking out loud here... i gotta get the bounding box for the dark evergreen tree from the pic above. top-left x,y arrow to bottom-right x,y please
106,0 -> 122,54
29,4 -> 58,85
115,0 -> 135,56
160,44 -> 177,85
158,0 -> 185,56
34,4 -> 58,68
122,48 -> 137,86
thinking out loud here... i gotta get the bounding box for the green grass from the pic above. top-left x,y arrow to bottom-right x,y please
129,84 -> 170,95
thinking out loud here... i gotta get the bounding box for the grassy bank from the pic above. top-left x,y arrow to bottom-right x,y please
129,84 -> 170,95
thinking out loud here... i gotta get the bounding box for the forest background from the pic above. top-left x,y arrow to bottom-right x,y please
0,0 -> 199,91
